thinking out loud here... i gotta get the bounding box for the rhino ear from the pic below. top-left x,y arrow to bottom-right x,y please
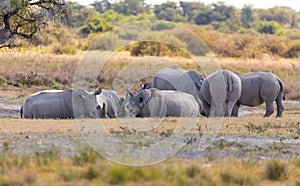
140,84 -> 146,89
94,88 -> 102,95
126,89 -> 134,98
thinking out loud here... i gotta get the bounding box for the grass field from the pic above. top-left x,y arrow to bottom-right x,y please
0,114 -> 300,185
0,51 -> 299,101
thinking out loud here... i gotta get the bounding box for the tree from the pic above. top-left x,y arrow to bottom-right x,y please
111,0 -> 148,16
0,0 -> 66,48
80,13 -> 113,35
91,0 -> 112,14
154,2 -> 185,22
179,1 -> 207,22
241,5 -> 257,28
211,2 -> 236,22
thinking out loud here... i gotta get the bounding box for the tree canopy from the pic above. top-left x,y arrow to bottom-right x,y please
0,0 -> 66,48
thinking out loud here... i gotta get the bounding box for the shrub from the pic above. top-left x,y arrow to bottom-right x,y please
48,81 -> 63,89
286,40 -> 300,58
185,165 -> 200,178
80,15 -> 113,35
151,21 -> 176,31
52,44 -> 77,55
15,72 -> 45,87
85,165 -> 101,180
257,21 -> 286,36
59,167 -> 81,182
265,160 -> 287,181
108,167 -> 128,184
220,171 -> 257,185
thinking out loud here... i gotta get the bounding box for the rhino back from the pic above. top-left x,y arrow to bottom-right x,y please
23,90 -> 73,119
140,90 -> 198,117
239,72 -> 280,106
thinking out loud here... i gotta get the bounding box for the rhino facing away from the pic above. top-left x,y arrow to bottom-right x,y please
139,67 -> 205,115
21,88 -> 103,119
118,88 -> 199,118
231,71 -> 285,117
200,69 -> 242,117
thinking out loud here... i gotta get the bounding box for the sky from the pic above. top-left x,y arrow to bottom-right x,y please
71,0 -> 300,11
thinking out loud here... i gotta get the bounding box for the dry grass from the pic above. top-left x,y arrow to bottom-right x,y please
0,112 -> 300,185
1,51 -> 299,100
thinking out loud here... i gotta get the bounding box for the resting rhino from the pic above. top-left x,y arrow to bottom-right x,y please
21,88 -> 104,119
118,88 -> 199,118
200,69 -> 241,117
96,88 -> 122,118
231,71 -> 285,117
139,67 -> 205,115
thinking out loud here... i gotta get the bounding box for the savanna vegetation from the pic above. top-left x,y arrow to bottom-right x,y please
0,0 -> 299,100
1,1 -> 300,186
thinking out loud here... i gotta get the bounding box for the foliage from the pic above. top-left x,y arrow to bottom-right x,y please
241,5 -> 258,28
92,0 -> 149,16
154,2 -> 186,22
257,21 -> 286,36
0,0 -> 67,48
80,14 -> 113,35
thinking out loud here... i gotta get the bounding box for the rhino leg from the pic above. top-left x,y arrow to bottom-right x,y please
275,93 -> 284,118
264,100 -> 274,117
231,103 -> 239,117
226,100 -> 237,117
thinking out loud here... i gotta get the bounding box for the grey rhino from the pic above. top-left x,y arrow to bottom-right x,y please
118,88 -> 199,118
139,67 -> 205,114
21,88 -> 104,119
231,71 -> 285,117
200,69 -> 241,117
96,88 -> 122,118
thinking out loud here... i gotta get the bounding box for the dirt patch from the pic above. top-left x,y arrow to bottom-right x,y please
0,102 -> 21,118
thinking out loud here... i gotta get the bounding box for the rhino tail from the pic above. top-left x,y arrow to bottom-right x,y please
224,70 -> 233,93
276,77 -> 285,100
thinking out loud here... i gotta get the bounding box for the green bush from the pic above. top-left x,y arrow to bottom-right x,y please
257,21 -> 286,36
108,166 -> 128,184
80,15 -> 113,35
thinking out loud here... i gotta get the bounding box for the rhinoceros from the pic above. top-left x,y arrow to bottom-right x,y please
139,67 -> 205,115
118,88 -> 199,118
200,69 -> 241,117
96,88 -> 122,118
231,71 -> 285,117
21,88 -> 104,119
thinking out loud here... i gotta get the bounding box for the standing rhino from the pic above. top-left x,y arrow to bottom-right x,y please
231,72 -> 285,117
21,88 -> 104,119
139,67 -> 205,114
96,88 -> 122,118
118,88 -> 199,118
200,69 -> 241,117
